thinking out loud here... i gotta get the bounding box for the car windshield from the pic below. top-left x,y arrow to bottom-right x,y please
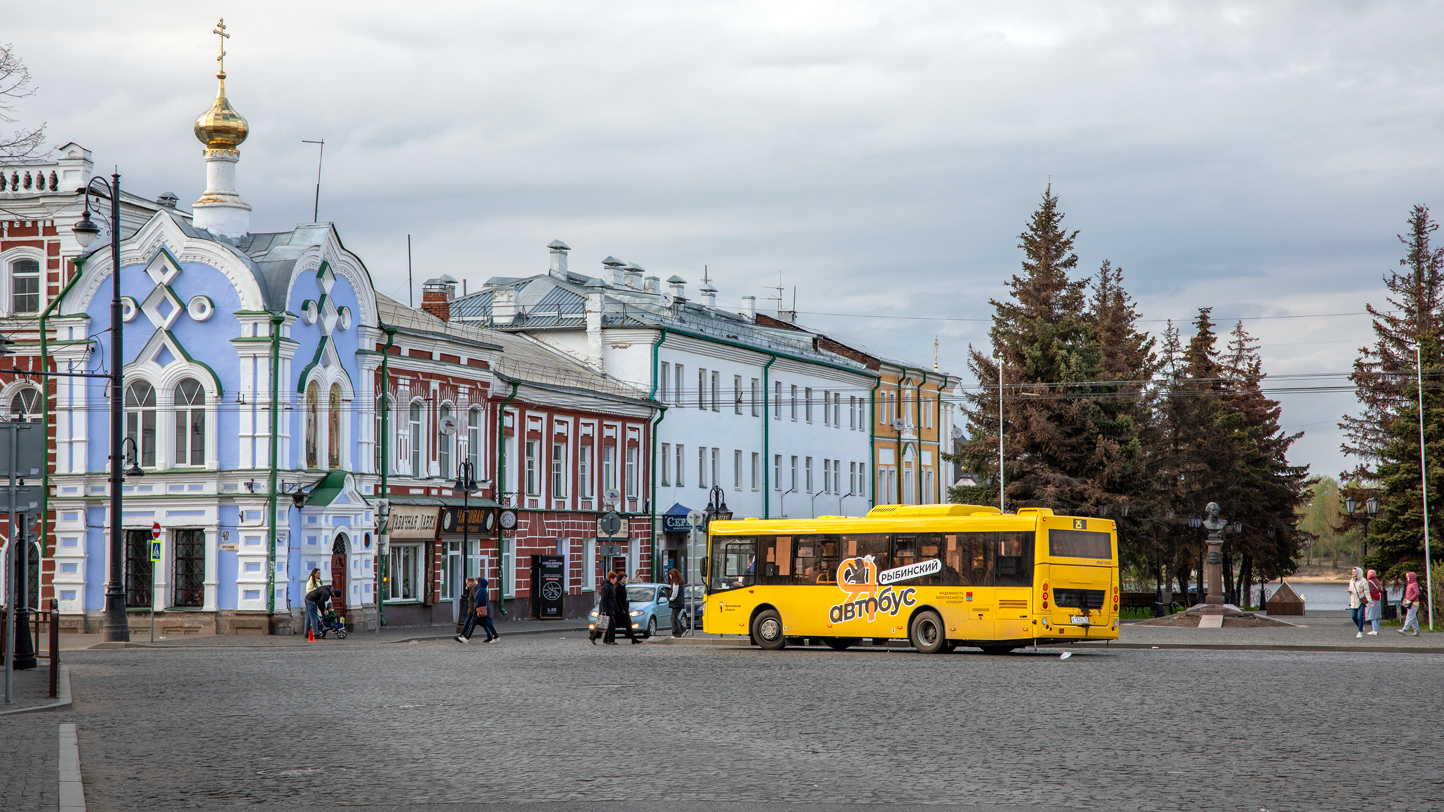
626,586 -> 656,603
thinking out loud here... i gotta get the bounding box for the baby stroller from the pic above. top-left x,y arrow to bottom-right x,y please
318,605 -> 348,639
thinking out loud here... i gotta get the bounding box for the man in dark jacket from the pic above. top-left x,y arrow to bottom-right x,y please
613,573 -> 641,644
598,570 -> 618,645
460,577 -> 499,643
455,577 -> 476,637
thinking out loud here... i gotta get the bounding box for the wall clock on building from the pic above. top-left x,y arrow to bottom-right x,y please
499,510 -> 517,530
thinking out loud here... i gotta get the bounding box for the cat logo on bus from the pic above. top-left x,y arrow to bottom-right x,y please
827,555 -> 928,624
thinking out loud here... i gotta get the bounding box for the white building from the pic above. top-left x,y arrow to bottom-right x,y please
447,242 -> 880,578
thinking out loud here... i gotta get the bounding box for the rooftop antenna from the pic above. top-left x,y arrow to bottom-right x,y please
701,265 -> 711,285
934,336 -> 939,372
302,138 -> 324,222
766,270 -> 785,315
407,234 -> 414,308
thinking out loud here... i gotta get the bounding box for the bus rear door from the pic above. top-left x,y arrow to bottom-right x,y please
1040,518 -> 1116,635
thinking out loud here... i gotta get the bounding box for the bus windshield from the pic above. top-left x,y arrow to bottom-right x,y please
710,537 -> 756,591
1047,529 -> 1113,560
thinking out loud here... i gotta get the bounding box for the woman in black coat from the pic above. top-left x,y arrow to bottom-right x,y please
612,573 -> 641,644
597,571 -> 617,645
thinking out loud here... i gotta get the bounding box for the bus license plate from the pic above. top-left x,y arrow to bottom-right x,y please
1070,615 -> 1090,625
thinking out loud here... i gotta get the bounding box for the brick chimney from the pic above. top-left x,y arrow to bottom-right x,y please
492,286 -> 518,326
741,295 -> 756,320
584,278 -> 607,370
548,239 -> 570,279
421,275 -> 457,322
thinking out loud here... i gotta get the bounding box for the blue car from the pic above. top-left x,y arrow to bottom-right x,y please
588,583 -> 704,639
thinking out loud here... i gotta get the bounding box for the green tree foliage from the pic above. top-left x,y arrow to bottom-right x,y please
954,187 -> 1309,595
1341,205 -> 1444,576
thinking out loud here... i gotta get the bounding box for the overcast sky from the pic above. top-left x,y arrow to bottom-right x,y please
9,1 -> 1444,482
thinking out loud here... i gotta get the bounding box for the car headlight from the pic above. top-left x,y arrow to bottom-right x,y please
630,609 -> 642,616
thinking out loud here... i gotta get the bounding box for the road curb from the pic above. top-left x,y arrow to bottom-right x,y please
0,665 -> 72,716
389,624 -> 593,644
1071,641 -> 1444,654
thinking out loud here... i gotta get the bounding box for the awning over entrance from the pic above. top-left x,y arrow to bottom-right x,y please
661,502 -> 697,534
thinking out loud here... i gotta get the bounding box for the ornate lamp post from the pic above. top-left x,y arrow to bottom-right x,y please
1345,495 -> 1380,558
453,460 -> 479,579
72,173 -> 128,643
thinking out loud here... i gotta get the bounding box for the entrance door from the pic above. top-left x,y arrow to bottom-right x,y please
445,541 -> 462,622
331,534 -> 349,618
610,556 -> 627,577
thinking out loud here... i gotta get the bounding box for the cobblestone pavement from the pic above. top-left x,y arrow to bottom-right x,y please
0,712 -> 59,810
14,636 -> 1444,811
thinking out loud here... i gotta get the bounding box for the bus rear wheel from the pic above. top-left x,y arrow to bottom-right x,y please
752,609 -> 787,650
909,610 -> 947,654
823,637 -> 860,651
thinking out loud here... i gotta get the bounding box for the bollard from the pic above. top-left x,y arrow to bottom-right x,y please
48,599 -> 59,699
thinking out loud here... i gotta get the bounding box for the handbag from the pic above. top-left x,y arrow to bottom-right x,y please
477,604 -> 489,618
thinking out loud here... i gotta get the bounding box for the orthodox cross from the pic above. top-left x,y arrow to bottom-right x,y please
214,18 -> 230,77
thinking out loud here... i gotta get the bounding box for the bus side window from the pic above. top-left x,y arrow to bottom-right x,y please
944,534 -> 967,585
722,539 -> 756,588
759,535 -> 780,582
964,532 -> 994,585
995,531 -> 1033,587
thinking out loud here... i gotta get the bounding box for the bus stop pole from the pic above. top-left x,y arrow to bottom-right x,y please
687,524 -> 696,637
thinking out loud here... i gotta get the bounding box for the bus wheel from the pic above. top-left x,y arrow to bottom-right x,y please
752,609 -> 787,650
980,645 -> 1016,655
823,637 -> 860,651
909,610 -> 947,654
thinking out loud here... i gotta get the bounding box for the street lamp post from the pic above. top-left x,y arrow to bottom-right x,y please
1345,495 -> 1380,558
453,460 -> 479,581
72,173 -> 128,643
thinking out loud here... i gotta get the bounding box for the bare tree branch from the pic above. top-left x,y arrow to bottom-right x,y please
0,42 -> 47,163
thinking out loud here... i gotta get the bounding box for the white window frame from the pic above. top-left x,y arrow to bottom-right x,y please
804,387 -> 813,423
386,542 -> 421,602
660,361 -> 670,403
698,446 -> 707,488
711,371 -> 720,411
750,378 -> 760,417
625,445 -> 638,499
733,449 -> 742,491
790,385 -> 798,421
552,441 -> 567,499
805,456 -> 814,493
751,452 -> 759,491
525,439 -> 539,495
579,443 -> 594,498
660,442 -> 671,486
675,444 -> 685,488
734,375 -> 743,414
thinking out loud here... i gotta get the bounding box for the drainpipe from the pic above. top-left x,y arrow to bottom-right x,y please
918,369 -> 929,505
266,313 -> 284,618
494,379 -> 520,615
377,326 -> 396,628
39,259 -> 87,567
647,328 -> 669,581
896,373 -> 911,505
869,377 -> 882,509
760,353 -> 777,518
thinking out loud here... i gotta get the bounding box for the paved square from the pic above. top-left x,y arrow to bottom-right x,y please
7,635 -> 1441,811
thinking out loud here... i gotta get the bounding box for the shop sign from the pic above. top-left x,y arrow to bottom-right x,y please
662,514 -> 692,533
442,506 -> 496,536
387,505 -> 441,539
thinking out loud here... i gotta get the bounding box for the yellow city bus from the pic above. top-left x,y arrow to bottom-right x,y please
701,504 -> 1119,653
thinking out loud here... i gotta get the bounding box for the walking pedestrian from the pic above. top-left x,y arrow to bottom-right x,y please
1365,568 -> 1383,635
614,573 -> 642,644
668,568 -> 686,637
1397,571 -> 1422,636
1348,567 -> 1370,638
304,568 -> 324,638
598,571 -> 618,645
455,577 -> 479,642
474,577 -> 499,642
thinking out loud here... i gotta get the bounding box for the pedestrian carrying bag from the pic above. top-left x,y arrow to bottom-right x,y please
477,605 -> 488,618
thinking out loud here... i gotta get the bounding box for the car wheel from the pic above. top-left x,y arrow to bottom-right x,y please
751,608 -> 787,650
908,610 -> 947,654
980,645 -> 1016,655
823,637 -> 860,651
646,616 -> 657,639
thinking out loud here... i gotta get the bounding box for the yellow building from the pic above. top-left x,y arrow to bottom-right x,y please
870,359 -> 958,507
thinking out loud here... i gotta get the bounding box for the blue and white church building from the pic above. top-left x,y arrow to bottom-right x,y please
48,51 -> 382,634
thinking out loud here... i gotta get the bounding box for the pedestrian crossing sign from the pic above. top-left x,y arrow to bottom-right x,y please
150,540 -> 162,562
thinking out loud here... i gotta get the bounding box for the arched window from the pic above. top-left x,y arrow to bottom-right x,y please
327,383 -> 341,469
9,386 -> 40,422
174,378 -> 205,466
409,401 -> 423,476
125,381 -> 157,467
467,407 -> 481,474
438,404 -> 453,479
10,258 -> 38,315
305,381 -> 320,469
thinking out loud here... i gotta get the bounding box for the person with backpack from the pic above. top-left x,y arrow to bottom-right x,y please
1365,569 -> 1384,635
1348,567 -> 1371,638
1398,571 -> 1422,636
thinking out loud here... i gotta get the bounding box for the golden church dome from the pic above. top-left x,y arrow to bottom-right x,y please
194,19 -> 247,153
194,76 -> 248,152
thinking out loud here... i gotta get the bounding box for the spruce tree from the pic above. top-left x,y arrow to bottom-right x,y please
1341,205 -> 1444,574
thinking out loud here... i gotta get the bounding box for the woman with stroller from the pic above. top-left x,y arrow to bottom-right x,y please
304,568 -> 324,638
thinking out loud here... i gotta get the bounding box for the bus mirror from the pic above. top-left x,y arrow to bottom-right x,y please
700,559 -> 709,580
